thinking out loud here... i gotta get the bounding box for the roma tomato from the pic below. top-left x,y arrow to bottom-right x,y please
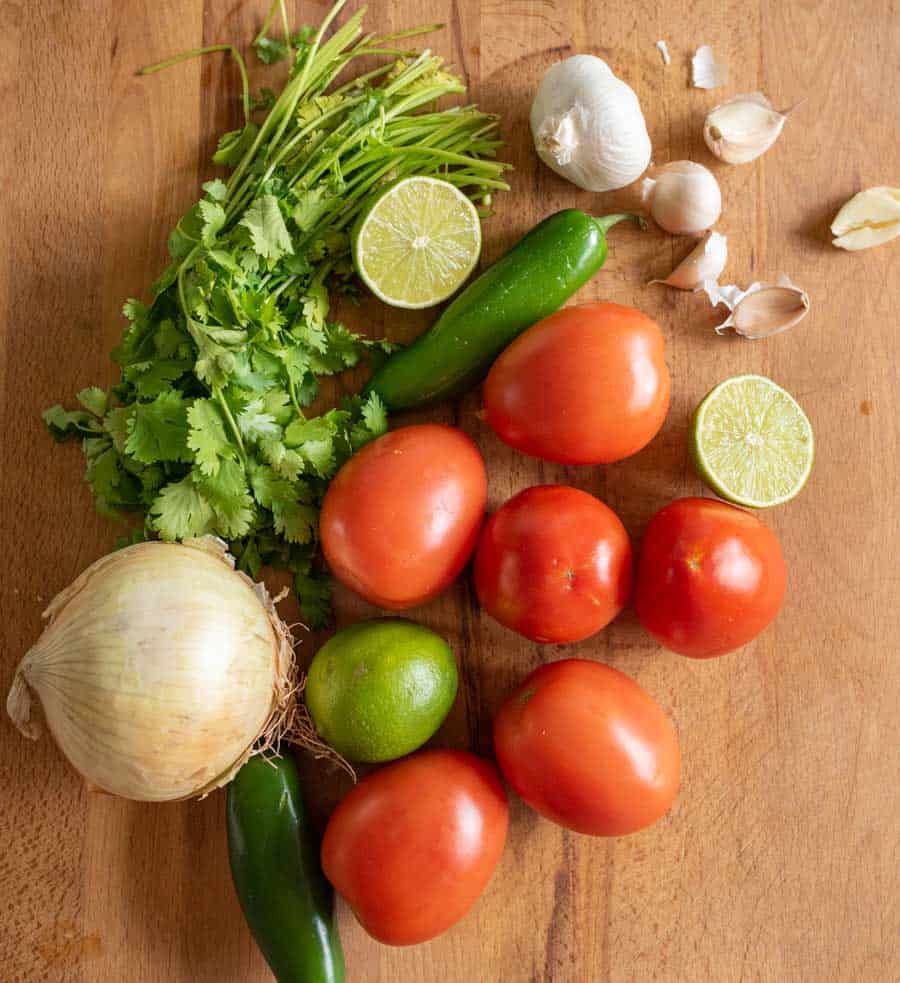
483,301 -> 670,464
473,485 -> 632,643
494,660 -> 680,836
320,424 -> 487,609
321,750 -> 508,946
635,497 -> 787,658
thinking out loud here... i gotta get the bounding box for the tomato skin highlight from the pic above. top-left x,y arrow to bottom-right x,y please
320,424 -> 487,610
473,485 -> 632,644
321,750 -> 509,946
493,660 -> 680,836
634,497 -> 787,658
483,301 -> 670,464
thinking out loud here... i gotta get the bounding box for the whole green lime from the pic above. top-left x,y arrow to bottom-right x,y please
305,619 -> 458,763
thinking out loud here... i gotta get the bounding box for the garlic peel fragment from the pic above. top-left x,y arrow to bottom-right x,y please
650,230 -> 727,290
704,92 -> 787,164
656,40 -> 671,66
831,186 -> 900,250
702,275 -> 810,338
692,45 -> 727,89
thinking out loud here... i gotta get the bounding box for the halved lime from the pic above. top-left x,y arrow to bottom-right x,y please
690,374 -> 814,508
352,176 -> 481,309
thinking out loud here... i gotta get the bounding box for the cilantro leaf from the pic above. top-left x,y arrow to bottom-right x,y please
196,460 -> 255,538
292,187 -> 335,232
198,199 -> 226,244
125,391 -> 191,464
77,386 -> 108,417
350,391 -> 388,450
150,476 -> 215,540
43,405 -> 102,441
295,572 -> 333,629
253,35 -> 289,65
273,498 -> 317,544
187,398 -> 234,476
240,195 -> 294,262
124,358 -> 193,398
202,178 -> 228,202
237,396 -> 282,442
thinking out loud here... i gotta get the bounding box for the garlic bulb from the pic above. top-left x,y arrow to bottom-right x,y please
702,275 -> 810,338
641,161 -> 722,235
530,54 -> 651,192
7,538 -> 295,801
831,186 -> 900,250
704,93 -> 787,164
650,231 -> 727,290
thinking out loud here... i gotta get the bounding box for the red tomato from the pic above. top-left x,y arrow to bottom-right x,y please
635,497 -> 787,658
473,485 -> 632,643
321,749 -> 508,946
483,301 -> 670,464
494,659 -> 680,836
320,424 -> 487,609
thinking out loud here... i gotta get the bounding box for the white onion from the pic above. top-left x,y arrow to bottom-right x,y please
7,537 -> 295,801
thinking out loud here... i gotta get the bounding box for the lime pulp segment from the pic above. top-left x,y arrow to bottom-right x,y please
691,374 -> 814,508
353,176 -> 482,309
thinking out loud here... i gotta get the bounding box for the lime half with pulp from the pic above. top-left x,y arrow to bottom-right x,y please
352,176 -> 481,309
690,374 -> 814,508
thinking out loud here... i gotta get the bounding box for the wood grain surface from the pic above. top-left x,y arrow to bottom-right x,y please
1,1 -> 898,981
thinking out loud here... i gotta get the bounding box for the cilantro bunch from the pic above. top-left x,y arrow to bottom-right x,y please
45,0 -> 509,625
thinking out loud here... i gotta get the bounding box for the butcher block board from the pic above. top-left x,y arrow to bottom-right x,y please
1,1 -> 897,981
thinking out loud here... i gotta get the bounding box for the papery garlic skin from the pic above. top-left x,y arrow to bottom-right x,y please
7,538 -> 294,802
650,231 -> 727,290
656,41 -> 671,66
530,55 -> 652,192
704,93 -> 787,164
831,186 -> 900,250
642,161 -> 722,235
692,45 -> 727,89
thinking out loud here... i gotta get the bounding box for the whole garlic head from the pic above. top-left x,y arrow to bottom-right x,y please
641,161 -> 722,235
704,93 -> 787,164
530,55 -> 652,192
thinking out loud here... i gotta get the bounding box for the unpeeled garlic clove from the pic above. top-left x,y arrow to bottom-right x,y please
702,274 -> 810,338
650,231 -> 728,290
831,186 -> 900,250
641,160 -> 722,235
703,93 -> 787,164
692,45 -> 727,89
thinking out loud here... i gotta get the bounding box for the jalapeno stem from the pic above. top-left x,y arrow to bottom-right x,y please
593,212 -> 648,235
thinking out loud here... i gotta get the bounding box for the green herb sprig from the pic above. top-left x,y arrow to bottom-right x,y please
46,0 -> 509,625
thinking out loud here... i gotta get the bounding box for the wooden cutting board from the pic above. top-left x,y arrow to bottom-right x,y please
1,1 -> 897,980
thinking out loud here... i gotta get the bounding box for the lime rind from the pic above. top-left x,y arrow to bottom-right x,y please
352,176 -> 481,310
691,374 -> 814,508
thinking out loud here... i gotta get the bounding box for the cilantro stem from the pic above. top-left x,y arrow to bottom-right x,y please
215,389 -> 246,458
138,44 -> 251,124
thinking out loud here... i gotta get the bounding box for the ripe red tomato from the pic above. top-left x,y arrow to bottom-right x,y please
483,301 -> 670,464
473,485 -> 632,643
321,749 -> 508,946
494,659 -> 680,836
320,424 -> 487,609
635,497 -> 787,658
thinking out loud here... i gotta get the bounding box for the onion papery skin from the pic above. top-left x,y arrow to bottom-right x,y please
7,538 -> 293,802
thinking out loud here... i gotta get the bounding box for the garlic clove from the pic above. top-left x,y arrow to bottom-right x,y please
702,276 -> 810,338
831,186 -> 900,250
656,40 -> 671,66
692,45 -> 727,89
703,92 -> 787,164
641,160 -> 722,235
650,230 -> 728,290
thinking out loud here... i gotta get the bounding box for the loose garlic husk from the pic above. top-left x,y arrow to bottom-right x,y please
831,186 -> 900,250
704,93 -> 787,164
641,161 -> 722,235
702,275 -> 810,338
650,231 -> 727,290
